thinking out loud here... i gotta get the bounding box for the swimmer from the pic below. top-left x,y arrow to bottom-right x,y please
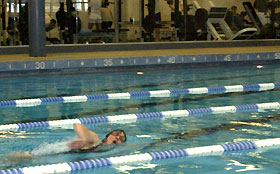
5,123 -> 126,160
67,123 -> 127,153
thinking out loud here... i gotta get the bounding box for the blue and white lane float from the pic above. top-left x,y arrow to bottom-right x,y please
1,138 -> 280,174
0,101 -> 280,131
0,82 -> 279,108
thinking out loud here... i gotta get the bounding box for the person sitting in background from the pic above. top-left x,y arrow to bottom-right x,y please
46,19 -> 57,32
225,6 -> 244,31
231,6 -> 244,31
240,11 -> 252,27
46,19 -> 61,44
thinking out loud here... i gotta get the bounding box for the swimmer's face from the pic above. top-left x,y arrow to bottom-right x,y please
105,130 -> 126,145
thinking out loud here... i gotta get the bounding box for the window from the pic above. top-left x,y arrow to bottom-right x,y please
6,3 -> 20,13
74,0 -> 88,11
45,0 -> 60,13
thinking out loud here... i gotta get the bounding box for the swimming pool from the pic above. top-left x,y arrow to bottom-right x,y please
1,62 -> 280,173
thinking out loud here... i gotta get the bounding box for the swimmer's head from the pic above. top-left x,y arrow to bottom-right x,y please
103,129 -> 126,145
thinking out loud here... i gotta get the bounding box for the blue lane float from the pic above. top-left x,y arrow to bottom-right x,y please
0,82 -> 278,108
0,101 -> 280,131
1,138 -> 280,174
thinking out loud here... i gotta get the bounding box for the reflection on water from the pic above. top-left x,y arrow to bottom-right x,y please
226,159 -> 263,172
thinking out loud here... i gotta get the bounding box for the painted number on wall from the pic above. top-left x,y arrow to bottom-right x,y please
275,53 -> 280,59
35,62 -> 46,69
167,57 -> 176,63
104,59 -> 113,66
224,55 -> 231,61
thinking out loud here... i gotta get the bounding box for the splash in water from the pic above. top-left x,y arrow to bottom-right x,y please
30,139 -> 71,156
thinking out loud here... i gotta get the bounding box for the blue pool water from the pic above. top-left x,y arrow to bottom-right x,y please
1,63 -> 280,173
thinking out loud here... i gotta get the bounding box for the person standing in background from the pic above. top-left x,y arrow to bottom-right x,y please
254,0 -> 269,13
101,0 -> 113,29
166,0 -> 183,28
88,0 -> 102,30
154,0 -> 161,41
17,3 -> 28,45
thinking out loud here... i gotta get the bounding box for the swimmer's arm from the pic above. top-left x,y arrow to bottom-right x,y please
74,123 -> 101,143
68,123 -> 101,149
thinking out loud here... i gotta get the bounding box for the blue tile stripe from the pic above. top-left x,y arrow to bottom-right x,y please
16,121 -> 49,129
0,100 -> 16,107
187,108 -> 212,116
40,97 -> 64,104
2,138 -> 280,173
0,169 -> 24,174
67,158 -> 112,170
274,82 -> 280,88
86,94 -> 108,101
169,89 -> 189,96
129,91 -> 150,99
221,141 -> 257,151
79,117 -> 109,124
235,104 -> 258,112
242,84 -> 260,91
208,86 -> 226,93
136,112 -> 163,119
1,101 -> 280,131
0,82 -> 278,108
149,149 -> 188,160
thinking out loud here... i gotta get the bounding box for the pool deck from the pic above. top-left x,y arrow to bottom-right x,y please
1,45 -> 280,62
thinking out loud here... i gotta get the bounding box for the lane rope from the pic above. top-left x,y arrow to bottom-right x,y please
1,101 -> 279,131
0,82 -> 279,108
1,138 -> 280,174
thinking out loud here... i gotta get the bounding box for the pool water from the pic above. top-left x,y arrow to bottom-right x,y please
1,63 -> 280,173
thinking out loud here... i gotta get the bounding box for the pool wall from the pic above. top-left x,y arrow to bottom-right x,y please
0,41 -> 280,73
